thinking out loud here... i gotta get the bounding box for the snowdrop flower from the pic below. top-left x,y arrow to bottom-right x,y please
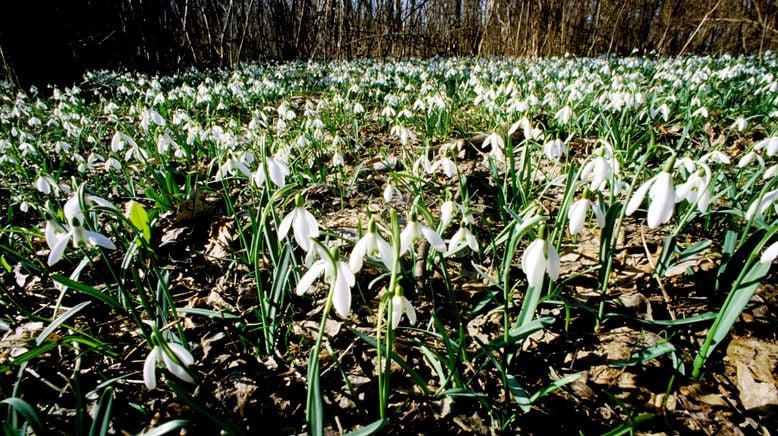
554,106 -> 574,125
216,157 -> 252,181
350,218 -> 393,273
104,158 -> 122,172
390,125 -> 416,145
430,156 -> 457,178
764,164 -> 778,180
543,139 -> 567,161
581,142 -> 619,192
391,292 -> 416,329
745,189 -> 778,221
761,240 -> 778,264
140,109 -> 165,130
296,247 -> 356,318
383,183 -> 402,203
675,163 -> 713,212
626,168 -> 676,228
400,212 -> 446,256
650,103 -> 670,122
754,137 -> 778,156
252,156 -> 289,188
731,117 -> 748,132
111,131 -> 138,153
700,150 -> 730,165
483,132 -> 507,164
332,151 -> 345,167
446,226 -> 479,256
35,175 -> 58,195
567,194 -> 605,236
144,341 -> 195,390
691,107 -> 709,119
45,219 -> 116,266
738,151 -> 764,168
521,232 -> 560,288
509,117 -> 543,141
157,133 -> 177,155
440,199 -> 458,231
413,154 -> 433,175
278,195 -> 320,252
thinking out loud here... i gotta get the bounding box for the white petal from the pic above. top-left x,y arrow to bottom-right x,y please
592,202 -> 606,228
761,240 -> 778,264
400,224 -> 417,256
404,297 -> 417,325
545,242 -> 561,282
161,352 -> 194,383
391,296 -> 403,329
522,239 -> 546,288
167,342 -> 195,367
421,225 -> 446,253
440,201 -> 456,230
465,230 -> 479,251
47,231 -> 71,266
626,178 -> 653,216
377,238 -> 394,271
278,210 -> 295,241
86,231 -> 116,250
567,199 -> 588,235
64,195 -> 83,224
268,159 -> 289,188
349,237 -> 369,273
332,268 -> 353,318
647,172 -> 674,228
143,347 -> 161,390
296,261 -> 326,296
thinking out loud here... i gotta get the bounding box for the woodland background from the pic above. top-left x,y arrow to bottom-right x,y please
0,0 -> 777,87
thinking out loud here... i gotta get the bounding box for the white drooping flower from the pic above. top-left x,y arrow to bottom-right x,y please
737,151 -> 764,168
521,236 -> 560,288
567,196 -> 605,236
278,195 -> 320,252
431,156 -> 457,178
626,156 -> 678,228
35,175 -> 58,195
745,189 -> 778,221
754,137 -> 778,157
761,240 -> 778,264
581,142 -> 619,193
674,163 -> 713,212
626,170 -> 676,228
296,248 -> 356,318
483,132 -> 507,164
554,106 -> 574,125
446,226 -> 479,256
45,190 -> 118,266
252,156 -> 290,189
350,218 -> 393,273
391,294 -> 417,329
543,139 -> 567,161
400,213 -> 446,256
143,341 -> 195,390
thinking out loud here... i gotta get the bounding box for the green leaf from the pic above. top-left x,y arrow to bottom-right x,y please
529,372 -> 582,403
601,413 -> 654,436
0,397 -> 44,435
36,301 -> 90,346
611,341 -> 676,368
506,374 -> 532,413
50,274 -> 121,309
88,387 -> 114,436
128,201 -> 151,243
142,420 -> 189,436
344,418 -> 387,436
